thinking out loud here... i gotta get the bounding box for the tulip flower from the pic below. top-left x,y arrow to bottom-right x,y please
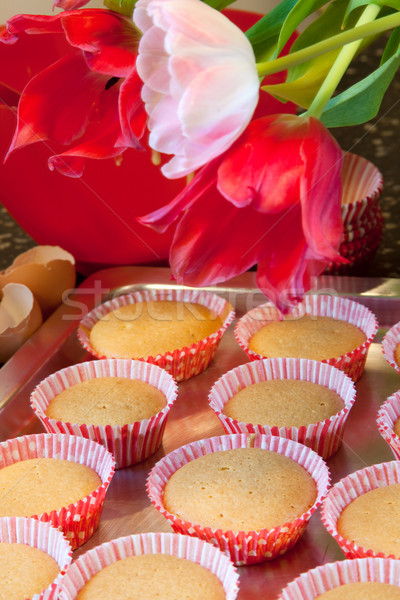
53,0 -> 91,9
139,114 -> 345,311
133,0 -> 260,179
0,9 -> 146,177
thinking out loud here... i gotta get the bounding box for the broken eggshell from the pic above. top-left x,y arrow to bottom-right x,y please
0,282 -> 43,363
0,245 -> 76,317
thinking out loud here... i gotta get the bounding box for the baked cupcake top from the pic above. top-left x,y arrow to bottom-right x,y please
337,484 -> 400,557
45,377 -> 167,426
314,581 -> 400,599
249,315 -> 366,361
89,300 -> 222,359
222,379 -> 344,428
0,458 -> 101,517
0,542 -> 60,600
393,417 -> 400,439
75,553 -> 225,600
163,447 -> 317,531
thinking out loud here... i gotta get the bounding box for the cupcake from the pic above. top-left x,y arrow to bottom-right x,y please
147,433 -> 330,565
30,359 -> 178,469
234,295 -> 378,382
58,532 -> 239,600
208,358 -> 356,459
278,557 -> 400,600
0,516 -> 72,600
0,433 -> 115,550
78,289 -> 234,382
325,153 -> 384,275
377,391 -> 400,460
321,461 -> 400,559
382,321 -> 400,376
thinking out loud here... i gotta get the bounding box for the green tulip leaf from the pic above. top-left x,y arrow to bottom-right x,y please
246,0 -> 299,61
289,0 -> 350,53
277,0 -> 330,55
381,25 -> 400,62
320,47 -> 400,126
202,0 -> 237,10
103,0 -> 135,16
262,49 -> 339,107
344,0 -> 400,23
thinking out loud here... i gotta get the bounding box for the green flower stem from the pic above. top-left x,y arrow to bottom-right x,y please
305,3 -> 382,118
256,11 -> 400,78
103,0 -> 135,16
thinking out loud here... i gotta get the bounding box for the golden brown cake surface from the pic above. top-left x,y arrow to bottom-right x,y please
315,582 -> 400,599
89,300 -> 222,359
337,483 -> 400,557
395,342 -> 400,368
249,315 -> 366,361
0,458 -> 101,518
45,377 -> 167,426
75,553 -> 225,600
222,379 -> 344,428
0,542 -> 59,600
163,447 -> 317,531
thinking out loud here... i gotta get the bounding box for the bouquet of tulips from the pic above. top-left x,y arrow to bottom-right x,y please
1,0 -> 399,310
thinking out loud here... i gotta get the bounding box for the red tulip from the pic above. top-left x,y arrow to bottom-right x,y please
139,114 -> 346,311
0,9 -> 146,177
53,0 -> 91,8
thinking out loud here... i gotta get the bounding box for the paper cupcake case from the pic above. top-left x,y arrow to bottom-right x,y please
234,294 -> 378,383
278,557 -> 400,599
30,359 -> 178,470
321,460 -> 400,559
77,288 -> 235,382
58,531 -> 239,600
324,153 -> 383,275
0,516 -> 72,600
328,230 -> 383,275
341,204 -> 383,241
146,433 -> 330,566
382,321 -> 400,376
377,391 -> 400,459
340,152 -> 383,227
0,433 -> 115,551
208,358 -> 356,460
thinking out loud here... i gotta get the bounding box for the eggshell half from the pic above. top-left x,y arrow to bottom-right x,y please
0,245 -> 76,317
0,282 -> 43,362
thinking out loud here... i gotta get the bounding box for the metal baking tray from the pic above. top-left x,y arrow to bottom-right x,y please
1,266 -> 400,599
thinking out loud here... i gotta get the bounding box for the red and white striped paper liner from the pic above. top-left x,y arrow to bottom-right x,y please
377,391 -> 400,460
341,204 -> 383,240
325,153 -> 383,275
208,358 -> 356,460
382,321 -> 400,376
77,289 -> 235,382
321,461 -> 400,559
58,532 -> 239,600
340,153 -> 383,224
327,227 -> 383,275
234,295 -> 378,383
0,433 -> 115,550
146,434 -> 330,566
0,516 -> 72,600
30,359 -> 178,470
278,557 -> 400,599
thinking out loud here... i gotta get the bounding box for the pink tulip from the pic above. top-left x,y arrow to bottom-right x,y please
0,9 -> 146,177
139,114 -> 346,311
133,0 -> 260,179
